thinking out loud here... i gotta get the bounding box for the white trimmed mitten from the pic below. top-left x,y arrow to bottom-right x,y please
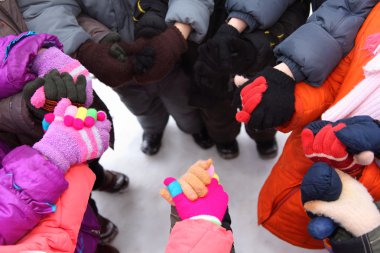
304,170 -> 380,237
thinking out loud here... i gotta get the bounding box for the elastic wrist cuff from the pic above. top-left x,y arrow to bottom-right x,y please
277,57 -> 305,83
190,215 -> 221,226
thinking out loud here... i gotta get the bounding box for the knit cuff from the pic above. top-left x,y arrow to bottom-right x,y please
276,56 -> 305,83
33,140 -> 70,173
260,66 -> 296,87
31,47 -> 73,77
217,23 -> 240,37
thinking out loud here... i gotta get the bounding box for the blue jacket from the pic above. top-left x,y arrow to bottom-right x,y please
225,0 -> 379,86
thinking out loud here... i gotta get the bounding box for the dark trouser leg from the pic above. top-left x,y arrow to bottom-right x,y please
199,98 -> 240,145
170,206 -> 235,253
88,158 -> 105,190
245,127 -> 277,143
159,67 -> 203,134
114,83 -> 169,134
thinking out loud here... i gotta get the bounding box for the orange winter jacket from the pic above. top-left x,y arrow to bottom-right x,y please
258,3 -> 380,249
0,164 -> 95,253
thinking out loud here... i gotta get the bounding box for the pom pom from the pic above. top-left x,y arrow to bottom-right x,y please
64,115 -> 75,127
73,118 -> 84,130
308,216 -> 337,240
355,151 -> 375,166
236,111 -> 251,123
97,111 -> 107,121
84,116 -> 95,128
44,113 -> 55,123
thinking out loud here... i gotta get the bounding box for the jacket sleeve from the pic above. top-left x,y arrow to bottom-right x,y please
0,93 -> 43,139
165,0 -> 214,43
0,32 -> 62,98
242,0 -> 310,74
0,164 -> 94,252
0,145 -> 68,245
77,14 -> 114,44
274,0 -> 378,86
226,0 -> 297,32
165,219 -> 234,253
17,0 -> 90,54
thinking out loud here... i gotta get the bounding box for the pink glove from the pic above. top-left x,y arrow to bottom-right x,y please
30,47 -> 93,109
33,98 -> 111,173
163,166 -> 228,225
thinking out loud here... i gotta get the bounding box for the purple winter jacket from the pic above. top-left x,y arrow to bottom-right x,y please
0,32 -> 62,99
0,143 -> 68,245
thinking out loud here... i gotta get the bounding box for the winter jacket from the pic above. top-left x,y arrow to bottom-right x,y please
17,0 -> 214,55
0,162 -> 95,252
0,0 -> 28,37
258,4 -> 380,249
226,0 -> 378,86
275,0 -> 378,86
0,31 -> 62,99
165,219 -> 233,253
0,145 -> 68,245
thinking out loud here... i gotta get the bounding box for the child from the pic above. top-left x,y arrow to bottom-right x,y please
0,98 -> 110,250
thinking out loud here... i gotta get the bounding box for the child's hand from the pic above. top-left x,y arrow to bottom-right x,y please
163,168 -> 228,225
304,168 -> 380,237
160,159 -> 213,204
23,69 -> 87,120
33,98 -> 111,173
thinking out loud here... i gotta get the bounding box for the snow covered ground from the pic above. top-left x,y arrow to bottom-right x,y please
92,80 -> 325,253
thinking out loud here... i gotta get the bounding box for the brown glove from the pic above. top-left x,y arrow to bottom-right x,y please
160,159 -> 213,205
133,25 -> 187,84
76,40 -> 143,87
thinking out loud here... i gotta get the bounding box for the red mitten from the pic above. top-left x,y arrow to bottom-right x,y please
302,122 -> 363,176
235,76 -> 267,123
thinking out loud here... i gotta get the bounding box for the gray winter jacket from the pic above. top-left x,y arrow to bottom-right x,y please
226,0 -> 379,86
275,0 -> 379,86
17,0 -> 214,54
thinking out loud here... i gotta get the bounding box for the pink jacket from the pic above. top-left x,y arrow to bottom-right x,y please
165,219 -> 234,253
0,163 -> 95,252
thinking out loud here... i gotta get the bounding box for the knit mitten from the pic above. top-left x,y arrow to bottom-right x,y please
23,69 -> 87,120
304,168 -> 380,237
163,167 -> 228,225
33,98 -> 111,173
31,47 -> 93,107
160,159 -> 213,204
235,66 -> 295,130
133,25 -> 187,84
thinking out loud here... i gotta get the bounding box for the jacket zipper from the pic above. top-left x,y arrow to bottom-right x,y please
260,185 -> 301,225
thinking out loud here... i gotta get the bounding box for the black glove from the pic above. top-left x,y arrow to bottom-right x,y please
235,67 -> 296,130
23,69 -> 86,120
193,56 -> 231,98
197,24 -> 257,74
133,0 -> 168,39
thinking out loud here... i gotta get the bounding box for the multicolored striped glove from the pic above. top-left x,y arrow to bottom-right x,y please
33,98 -> 111,173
